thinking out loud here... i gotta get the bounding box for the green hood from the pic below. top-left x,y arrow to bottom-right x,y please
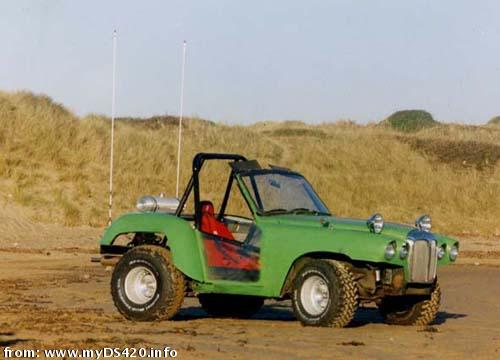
257,214 -> 458,254
258,214 -> 412,238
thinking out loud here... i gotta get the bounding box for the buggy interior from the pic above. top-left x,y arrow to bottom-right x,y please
176,153 -> 257,243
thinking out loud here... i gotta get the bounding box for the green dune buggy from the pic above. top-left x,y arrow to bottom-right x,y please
98,153 -> 459,327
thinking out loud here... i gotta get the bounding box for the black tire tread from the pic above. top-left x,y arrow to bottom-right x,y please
291,259 -> 358,328
412,282 -> 441,326
143,245 -> 186,320
379,282 -> 441,326
325,260 -> 359,327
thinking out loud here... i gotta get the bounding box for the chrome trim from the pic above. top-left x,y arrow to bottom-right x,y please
136,195 -> 179,213
407,238 -> 438,283
449,245 -> 459,261
407,229 -> 436,242
415,214 -> 432,232
367,213 -> 384,234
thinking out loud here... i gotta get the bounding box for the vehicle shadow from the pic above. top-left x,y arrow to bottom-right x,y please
339,308 -> 467,327
176,303 -> 467,326
0,332 -> 31,347
433,311 -> 467,325
175,302 -> 296,321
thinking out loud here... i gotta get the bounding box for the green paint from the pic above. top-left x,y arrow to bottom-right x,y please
99,158 -> 458,299
100,210 -> 458,298
100,212 -> 205,281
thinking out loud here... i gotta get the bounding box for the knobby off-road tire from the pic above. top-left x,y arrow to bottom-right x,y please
111,245 -> 185,321
198,294 -> 264,318
379,282 -> 441,326
291,259 -> 358,327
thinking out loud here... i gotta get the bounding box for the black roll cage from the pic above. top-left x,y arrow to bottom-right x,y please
175,153 -> 248,228
174,152 -> 326,227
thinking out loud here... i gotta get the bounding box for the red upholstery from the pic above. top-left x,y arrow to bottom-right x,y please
200,201 -> 234,240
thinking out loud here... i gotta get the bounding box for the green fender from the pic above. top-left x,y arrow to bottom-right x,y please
258,221 -> 458,297
259,226 -> 405,296
100,212 -> 205,281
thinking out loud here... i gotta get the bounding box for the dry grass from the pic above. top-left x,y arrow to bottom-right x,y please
0,91 -> 499,239
397,136 -> 500,170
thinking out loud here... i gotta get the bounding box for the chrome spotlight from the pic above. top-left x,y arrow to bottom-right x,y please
367,213 -> 384,234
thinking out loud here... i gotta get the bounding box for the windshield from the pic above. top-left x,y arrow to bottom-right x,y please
241,172 -> 330,216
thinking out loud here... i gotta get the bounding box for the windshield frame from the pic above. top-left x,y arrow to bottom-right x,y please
236,169 -> 331,217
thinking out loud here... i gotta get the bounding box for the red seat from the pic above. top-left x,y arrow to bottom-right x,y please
200,201 -> 234,240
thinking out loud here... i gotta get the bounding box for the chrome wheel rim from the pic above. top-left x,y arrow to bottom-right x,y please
300,275 -> 330,316
124,266 -> 158,305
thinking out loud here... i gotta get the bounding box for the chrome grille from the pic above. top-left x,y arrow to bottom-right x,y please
408,240 -> 437,283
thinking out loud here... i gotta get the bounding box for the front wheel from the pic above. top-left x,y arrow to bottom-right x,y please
291,260 -> 358,327
378,282 -> 441,326
111,245 -> 185,321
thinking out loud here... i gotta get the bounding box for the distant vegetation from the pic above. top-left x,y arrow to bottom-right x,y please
262,128 -> 327,138
116,115 -> 215,130
488,116 -> 500,125
0,91 -> 499,239
382,110 -> 439,132
398,136 -> 500,170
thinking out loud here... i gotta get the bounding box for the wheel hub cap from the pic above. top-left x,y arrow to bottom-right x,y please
124,266 -> 158,305
300,275 -> 330,316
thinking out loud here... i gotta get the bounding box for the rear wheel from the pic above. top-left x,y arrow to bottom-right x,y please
111,245 -> 185,321
291,260 -> 358,327
379,282 -> 441,326
198,294 -> 264,318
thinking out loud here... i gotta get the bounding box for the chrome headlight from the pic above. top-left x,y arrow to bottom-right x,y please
437,244 -> 446,260
367,213 -> 384,234
449,244 -> 459,261
385,241 -> 396,260
415,214 -> 432,232
400,241 -> 410,259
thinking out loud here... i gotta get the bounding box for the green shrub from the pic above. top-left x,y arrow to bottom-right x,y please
383,110 -> 438,132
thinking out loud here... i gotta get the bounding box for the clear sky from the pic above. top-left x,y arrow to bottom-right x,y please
1,0 -> 499,124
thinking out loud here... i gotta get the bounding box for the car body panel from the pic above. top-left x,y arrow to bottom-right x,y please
100,211 -> 458,298
100,212 -> 206,281
99,153 -> 459,299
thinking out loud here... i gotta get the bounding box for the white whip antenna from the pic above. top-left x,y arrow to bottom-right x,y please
175,40 -> 187,198
108,29 -> 117,225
